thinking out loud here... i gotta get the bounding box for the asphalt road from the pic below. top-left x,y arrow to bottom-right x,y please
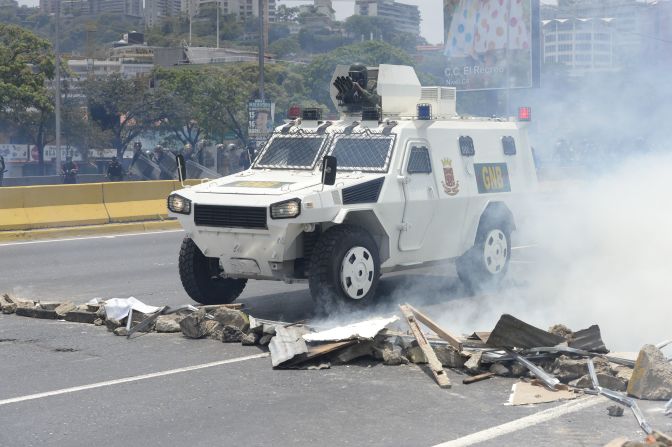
1,231 -> 670,446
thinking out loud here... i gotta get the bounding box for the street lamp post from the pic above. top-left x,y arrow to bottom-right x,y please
55,0 -> 62,175
258,0 -> 264,100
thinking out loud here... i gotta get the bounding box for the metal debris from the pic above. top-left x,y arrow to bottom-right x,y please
487,314 -> 565,350
569,325 -> 609,354
508,350 -> 561,390
587,359 -> 653,435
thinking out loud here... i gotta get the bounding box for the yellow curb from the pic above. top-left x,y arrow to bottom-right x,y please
0,220 -> 183,243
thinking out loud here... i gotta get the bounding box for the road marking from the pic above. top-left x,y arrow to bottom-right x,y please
0,229 -> 184,247
431,397 -> 602,447
511,244 -> 538,250
0,353 -> 268,406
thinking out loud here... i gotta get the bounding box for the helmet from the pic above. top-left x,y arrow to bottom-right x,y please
226,143 -> 236,151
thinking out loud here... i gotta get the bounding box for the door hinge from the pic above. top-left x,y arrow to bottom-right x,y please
397,222 -> 410,232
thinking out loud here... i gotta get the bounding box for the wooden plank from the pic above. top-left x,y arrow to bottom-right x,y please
399,304 -> 451,389
463,372 -> 494,385
405,303 -> 463,351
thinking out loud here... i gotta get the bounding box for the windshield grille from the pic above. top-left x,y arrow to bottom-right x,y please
254,134 -> 327,169
328,134 -> 395,172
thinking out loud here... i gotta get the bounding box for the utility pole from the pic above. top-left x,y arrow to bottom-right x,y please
55,0 -> 62,175
216,0 -> 219,48
258,0 -> 265,100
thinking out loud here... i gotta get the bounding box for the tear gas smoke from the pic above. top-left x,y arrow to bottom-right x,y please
319,67 -> 672,354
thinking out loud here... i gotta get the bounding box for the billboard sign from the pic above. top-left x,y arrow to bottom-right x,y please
248,100 -> 275,137
443,0 -> 540,91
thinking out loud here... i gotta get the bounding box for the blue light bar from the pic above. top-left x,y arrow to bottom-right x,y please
417,103 -> 432,120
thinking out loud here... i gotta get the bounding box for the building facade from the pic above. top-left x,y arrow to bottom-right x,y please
541,0 -> 671,74
354,0 -> 420,36
40,0 -> 142,17
144,0 -> 181,27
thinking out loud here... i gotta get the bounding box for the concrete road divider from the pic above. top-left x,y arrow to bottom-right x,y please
103,180 -> 176,223
23,183 -> 109,229
0,187 -> 31,231
0,179 -> 206,233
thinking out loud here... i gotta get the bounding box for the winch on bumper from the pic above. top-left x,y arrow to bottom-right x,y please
168,188 -> 341,281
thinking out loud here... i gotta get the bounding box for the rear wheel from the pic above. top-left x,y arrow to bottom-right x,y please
308,225 -> 381,312
178,237 -> 247,305
456,222 -> 511,293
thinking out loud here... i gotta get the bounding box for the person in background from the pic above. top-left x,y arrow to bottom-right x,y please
239,148 -> 251,171
62,156 -> 79,184
106,156 -> 124,182
0,154 -> 6,186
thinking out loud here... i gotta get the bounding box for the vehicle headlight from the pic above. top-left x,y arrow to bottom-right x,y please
168,194 -> 191,214
270,198 -> 301,219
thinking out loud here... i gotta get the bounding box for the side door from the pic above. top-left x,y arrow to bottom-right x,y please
398,141 -> 438,252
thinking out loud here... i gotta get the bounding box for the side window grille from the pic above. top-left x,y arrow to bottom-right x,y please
407,146 -> 432,174
502,136 -> 517,155
459,136 -> 475,156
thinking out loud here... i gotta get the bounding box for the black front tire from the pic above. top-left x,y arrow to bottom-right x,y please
178,237 -> 247,305
456,222 -> 511,293
308,225 -> 381,312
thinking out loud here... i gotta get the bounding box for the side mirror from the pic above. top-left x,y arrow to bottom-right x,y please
176,154 -> 187,184
321,155 -> 337,186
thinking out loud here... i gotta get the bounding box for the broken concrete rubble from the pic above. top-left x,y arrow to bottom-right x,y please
552,355 -> 612,383
15,307 -> 57,319
179,310 -> 210,339
548,324 -> 573,340
220,325 -> 244,343
155,315 -> 182,333
607,405 -> 625,417
241,332 -> 260,346
489,363 -> 510,377
1,302 -> 17,314
65,310 -> 98,324
627,345 -> 672,400
571,373 -> 627,392
54,302 -> 76,318
464,352 -> 483,374
211,307 -> 249,333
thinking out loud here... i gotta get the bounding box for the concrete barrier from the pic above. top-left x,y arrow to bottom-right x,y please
0,179 -> 208,233
0,187 -> 31,231
22,183 -> 109,229
103,180 -> 176,223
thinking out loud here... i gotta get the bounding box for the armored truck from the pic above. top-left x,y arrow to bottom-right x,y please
168,64 -> 538,309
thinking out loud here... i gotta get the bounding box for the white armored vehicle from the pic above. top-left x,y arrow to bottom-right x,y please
168,64 -> 538,309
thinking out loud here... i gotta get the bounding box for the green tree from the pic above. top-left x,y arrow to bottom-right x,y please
268,36 -> 300,58
84,73 -> 155,157
0,24 -> 56,174
152,68 -> 207,155
275,5 -> 300,23
304,40 -> 414,108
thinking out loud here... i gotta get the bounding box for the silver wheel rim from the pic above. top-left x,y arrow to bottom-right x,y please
483,229 -> 508,275
340,246 -> 375,300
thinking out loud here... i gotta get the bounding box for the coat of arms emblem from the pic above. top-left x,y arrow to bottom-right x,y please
441,158 -> 460,196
